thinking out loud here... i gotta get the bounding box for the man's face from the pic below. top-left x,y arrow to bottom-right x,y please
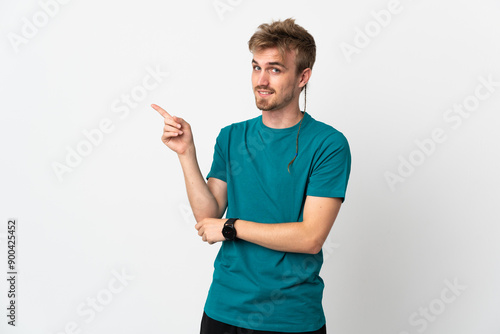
251,47 -> 301,112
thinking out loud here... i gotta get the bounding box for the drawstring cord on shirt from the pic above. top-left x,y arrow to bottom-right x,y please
287,85 -> 307,173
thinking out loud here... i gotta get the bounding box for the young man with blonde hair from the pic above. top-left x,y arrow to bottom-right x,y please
153,18 -> 351,334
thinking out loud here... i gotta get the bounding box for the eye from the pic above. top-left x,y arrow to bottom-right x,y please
253,65 -> 261,71
271,68 -> 281,73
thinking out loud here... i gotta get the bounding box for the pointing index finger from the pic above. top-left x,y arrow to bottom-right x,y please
151,104 -> 171,119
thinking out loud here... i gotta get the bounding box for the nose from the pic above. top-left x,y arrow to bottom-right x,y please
257,71 -> 269,87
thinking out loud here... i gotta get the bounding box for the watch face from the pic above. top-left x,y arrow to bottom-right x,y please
223,226 -> 235,240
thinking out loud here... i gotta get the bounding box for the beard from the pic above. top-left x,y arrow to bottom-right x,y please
254,87 -> 296,111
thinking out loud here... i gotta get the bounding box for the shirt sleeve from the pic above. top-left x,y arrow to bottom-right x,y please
306,131 -> 351,202
206,128 -> 228,182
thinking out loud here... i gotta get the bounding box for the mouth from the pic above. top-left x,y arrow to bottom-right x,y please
257,90 -> 274,97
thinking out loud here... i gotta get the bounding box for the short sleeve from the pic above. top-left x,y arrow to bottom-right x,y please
206,128 -> 228,182
306,131 -> 351,202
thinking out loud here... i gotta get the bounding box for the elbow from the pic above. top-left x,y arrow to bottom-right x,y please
305,238 -> 324,255
191,202 -> 225,223
307,245 -> 322,255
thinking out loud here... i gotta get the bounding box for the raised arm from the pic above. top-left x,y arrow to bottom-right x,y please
152,104 -> 227,221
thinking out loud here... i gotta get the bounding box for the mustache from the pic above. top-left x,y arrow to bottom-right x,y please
254,86 -> 275,92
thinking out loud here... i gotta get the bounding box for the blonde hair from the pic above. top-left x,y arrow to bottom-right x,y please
248,18 -> 316,83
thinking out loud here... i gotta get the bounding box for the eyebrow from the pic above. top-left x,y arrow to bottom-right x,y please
252,59 -> 287,69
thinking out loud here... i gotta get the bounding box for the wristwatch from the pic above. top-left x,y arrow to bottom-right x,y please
222,218 -> 239,241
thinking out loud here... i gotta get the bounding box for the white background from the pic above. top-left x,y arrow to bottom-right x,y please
1,0 -> 499,333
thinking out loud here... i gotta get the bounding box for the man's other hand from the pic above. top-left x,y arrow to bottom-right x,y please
195,218 -> 226,244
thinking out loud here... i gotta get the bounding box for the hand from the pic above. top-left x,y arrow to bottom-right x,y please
195,218 -> 226,244
151,104 -> 194,155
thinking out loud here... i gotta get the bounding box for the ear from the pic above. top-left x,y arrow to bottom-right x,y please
298,68 -> 312,89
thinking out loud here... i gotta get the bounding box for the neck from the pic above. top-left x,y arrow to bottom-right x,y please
261,105 -> 303,129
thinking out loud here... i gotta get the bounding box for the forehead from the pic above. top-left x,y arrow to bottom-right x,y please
252,47 -> 296,66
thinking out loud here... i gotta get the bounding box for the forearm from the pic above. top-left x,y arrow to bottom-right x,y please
234,197 -> 342,254
152,104 -> 224,221
178,147 -> 221,221
236,219 -> 322,254
195,197 -> 341,254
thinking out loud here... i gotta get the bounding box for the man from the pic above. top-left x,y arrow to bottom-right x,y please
152,18 -> 351,334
